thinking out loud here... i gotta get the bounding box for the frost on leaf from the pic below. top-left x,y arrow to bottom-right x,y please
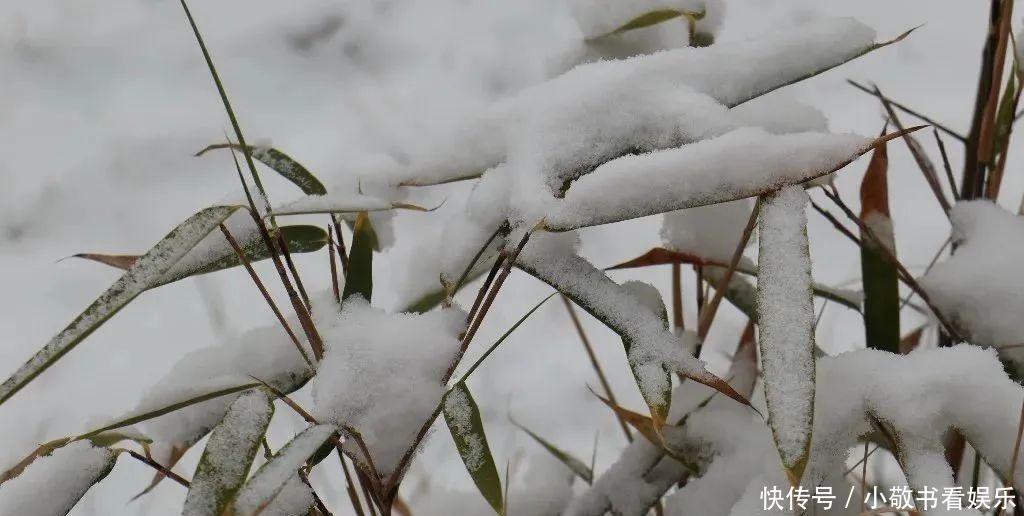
921,201 -> 1024,360
310,296 -> 466,475
182,389 -> 274,516
757,186 -> 815,481
0,441 -> 116,516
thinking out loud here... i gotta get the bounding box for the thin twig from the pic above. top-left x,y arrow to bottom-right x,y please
278,233 -> 313,310
126,450 -> 190,488
848,79 -> 967,143
900,237 -> 951,311
671,263 -> 684,332
561,295 -> 633,442
696,201 -> 759,340
332,216 -> 350,274
298,468 -> 334,516
933,129 -> 961,202
329,229 -> 341,304
809,198 -> 863,246
338,449 -> 369,516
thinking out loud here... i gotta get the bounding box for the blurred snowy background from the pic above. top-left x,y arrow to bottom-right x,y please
0,0 -> 1014,514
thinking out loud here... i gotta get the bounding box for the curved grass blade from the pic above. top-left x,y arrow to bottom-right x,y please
859,141 -> 900,353
196,143 -> 326,196
607,247 -> 862,312
757,187 -> 816,485
232,424 -> 335,516
0,205 -> 241,407
182,389 -> 274,516
342,212 -> 376,302
72,225 -> 327,288
443,383 -> 503,515
510,418 -> 592,484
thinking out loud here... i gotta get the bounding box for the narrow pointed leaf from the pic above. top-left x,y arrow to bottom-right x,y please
232,425 -> 336,516
342,212 -> 376,302
591,9 -> 696,39
757,187 -> 816,484
589,390 -> 662,447
608,247 -> 862,312
0,442 -> 117,516
183,389 -> 274,516
443,383 -> 503,515
73,225 -> 327,288
511,419 -> 592,484
859,142 -> 900,353
195,143 -> 327,196
621,281 -> 672,426
0,205 -> 241,407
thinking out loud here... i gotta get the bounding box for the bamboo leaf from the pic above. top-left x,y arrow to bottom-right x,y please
72,224 -> 327,287
195,143 -> 327,195
0,442 -> 117,516
0,205 -> 242,407
443,383 -> 503,515
757,187 -> 816,484
232,424 -> 336,516
183,389 -> 274,516
342,212 -> 376,302
620,281 -> 672,427
510,419 -> 592,484
859,142 -> 900,353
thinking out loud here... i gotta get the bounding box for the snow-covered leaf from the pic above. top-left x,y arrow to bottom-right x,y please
756,186 -> 815,484
272,194 -> 417,217
183,389 -> 274,516
196,143 -> 327,196
443,383 -> 503,515
516,233 -> 749,409
620,281 -> 673,426
0,441 -> 117,516
73,224 -> 327,288
511,419 -> 593,484
859,142 -> 900,352
0,205 -> 242,407
231,424 -> 335,516
342,212 -> 376,302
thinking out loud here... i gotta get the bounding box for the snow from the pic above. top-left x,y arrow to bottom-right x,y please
757,186 -> 816,473
272,192 -> 394,216
543,128 -> 869,230
258,475 -> 314,516
661,199 -> 754,263
310,296 -> 466,475
921,201 -> 1024,350
233,424 -> 335,516
0,441 -> 116,516
183,389 -> 274,516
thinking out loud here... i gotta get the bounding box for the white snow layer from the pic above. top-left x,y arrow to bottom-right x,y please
233,424 -> 335,516
311,296 -> 466,475
921,201 -> 1024,349
756,186 -> 816,471
0,441 -> 116,516
570,346 -> 1021,516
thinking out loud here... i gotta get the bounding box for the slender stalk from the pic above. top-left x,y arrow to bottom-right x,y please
332,216 -> 350,274
220,225 -> 313,368
847,80 -> 967,143
561,295 -> 633,442
298,468 -> 334,516
671,263 -> 684,332
278,232 -> 313,310
977,0 -> 1015,166
933,129 -> 961,202
338,449 -> 368,516
126,450 -> 190,488
329,230 -> 341,304
961,0 -> 1003,200
696,201 -> 759,340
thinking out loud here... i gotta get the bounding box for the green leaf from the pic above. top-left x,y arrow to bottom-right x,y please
511,419 -> 592,484
342,212 -> 376,302
196,143 -> 327,196
0,205 -> 242,407
73,224 -> 328,288
443,383 -> 504,515
232,424 -> 336,515
858,142 -> 900,353
78,382 -> 260,442
606,9 -> 687,36
183,389 -> 274,516
757,187 -> 816,484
